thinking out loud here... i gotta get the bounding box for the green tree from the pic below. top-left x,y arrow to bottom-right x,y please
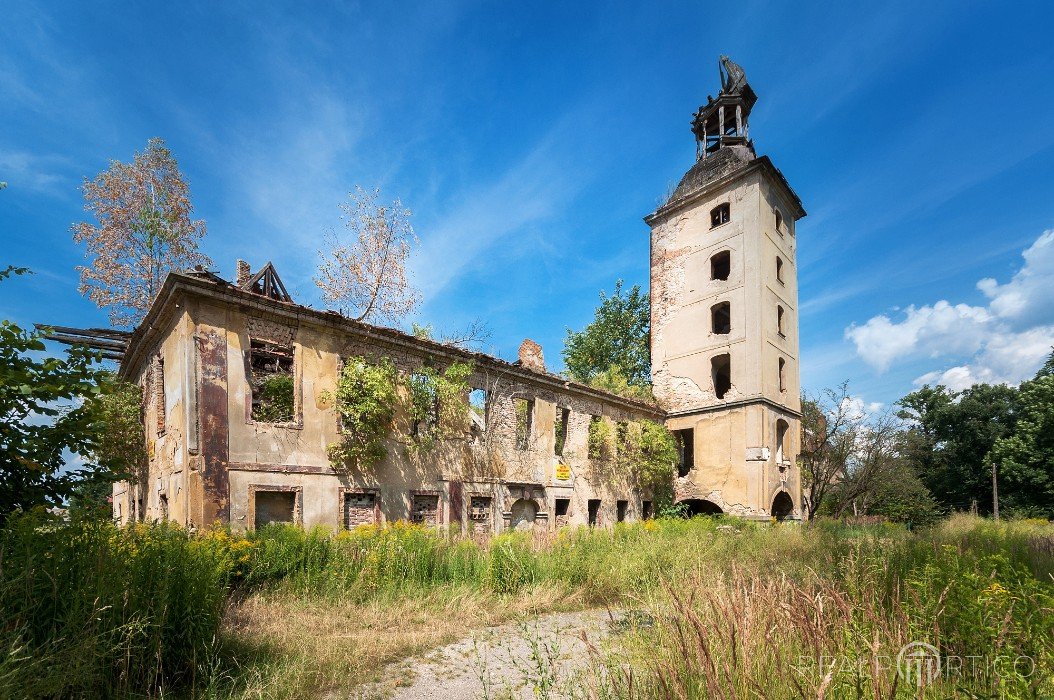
990,354 -> 1054,516
898,383 -> 1018,514
0,268 -> 113,519
563,280 -> 650,391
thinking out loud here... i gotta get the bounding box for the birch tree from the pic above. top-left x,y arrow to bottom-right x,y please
315,187 -> 420,325
72,138 -> 209,327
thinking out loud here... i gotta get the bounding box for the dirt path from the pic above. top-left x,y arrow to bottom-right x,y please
355,609 -> 624,699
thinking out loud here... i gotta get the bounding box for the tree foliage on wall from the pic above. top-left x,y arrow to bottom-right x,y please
588,416 -> 676,501
327,356 -> 474,470
72,138 -> 210,328
315,187 -> 420,325
563,280 -> 651,394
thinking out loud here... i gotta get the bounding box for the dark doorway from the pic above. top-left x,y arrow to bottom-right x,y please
587,499 -> 601,526
771,492 -> 794,521
678,499 -> 723,517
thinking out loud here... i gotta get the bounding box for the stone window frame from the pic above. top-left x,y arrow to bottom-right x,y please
243,334 -> 304,430
514,395 -> 535,451
774,207 -> 784,236
409,489 -> 443,526
776,255 -> 785,285
778,357 -> 787,393
339,487 -> 382,529
710,202 -> 731,229
468,492 -> 494,527
777,305 -> 787,338
247,484 -> 303,530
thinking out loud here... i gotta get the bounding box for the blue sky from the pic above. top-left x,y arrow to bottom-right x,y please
2,1 -> 1053,410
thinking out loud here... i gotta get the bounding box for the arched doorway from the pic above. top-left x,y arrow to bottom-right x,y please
509,499 -> 538,531
771,491 -> 794,521
678,499 -> 723,517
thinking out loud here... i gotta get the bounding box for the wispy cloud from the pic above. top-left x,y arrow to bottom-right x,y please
409,115 -> 594,303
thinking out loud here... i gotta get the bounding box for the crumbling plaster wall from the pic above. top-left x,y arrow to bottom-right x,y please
185,300 -> 657,531
113,305 -> 195,526
651,173 -> 763,412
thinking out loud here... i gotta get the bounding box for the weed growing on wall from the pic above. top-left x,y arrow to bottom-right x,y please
252,373 -> 295,423
406,361 -> 473,453
328,356 -> 400,471
328,357 -> 474,468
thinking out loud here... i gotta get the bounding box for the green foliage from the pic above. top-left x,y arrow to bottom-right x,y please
0,267 -> 113,520
252,372 -> 295,423
328,356 -> 400,470
587,416 -> 614,461
899,383 -> 1018,515
85,373 -> 145,479
563,280 -> 651,389
406,361 -> 473,452
0,513 -> 230,696
328,357 -> 473,467
587,417 -> 676,497
583,364 -> 653,401
990,367 -> 1054,515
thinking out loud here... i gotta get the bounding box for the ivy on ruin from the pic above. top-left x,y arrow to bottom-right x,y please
589,416 -> 677,498
327,356 -> 474,470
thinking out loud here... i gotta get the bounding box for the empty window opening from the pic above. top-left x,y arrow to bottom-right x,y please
674,428 -> 695,477
775,209 -> 784,234
254,490 -> 296,529
515,398 -> 534,450
411,493 -> 440,526
554,498 -> 570,517
710,250 -> 731,281
616,500 -> 628,523
778,358 -> 787,392
710,203 -> 730,228
587,499 -> 601,526
777,305 -> 786,337
776,256 -> 784,283
554,407 -> 570,456
776,419 -> 789,464
588,415 -> 606,460
410,372 -> 439,437
344,492 -> 377,528
249,338 -> 294,423
155,356 -> 166,436
469,388 -> 487,435
641,501 -> 654,519
711,302 -> 731,335
711,354 -> 731,399
469,496 -> 492,533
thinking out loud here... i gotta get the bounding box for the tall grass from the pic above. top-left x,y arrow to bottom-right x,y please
2,512 -> 1052,698
0,512 -> 230,698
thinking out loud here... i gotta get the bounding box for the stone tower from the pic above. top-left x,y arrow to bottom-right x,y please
646,57 -> 806,520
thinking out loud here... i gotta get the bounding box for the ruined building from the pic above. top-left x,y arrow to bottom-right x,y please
106,57 -> 804,531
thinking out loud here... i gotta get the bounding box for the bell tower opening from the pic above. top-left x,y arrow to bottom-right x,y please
692,56 -> 757,160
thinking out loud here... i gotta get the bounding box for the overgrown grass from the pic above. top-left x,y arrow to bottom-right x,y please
2,513 -> 1052,698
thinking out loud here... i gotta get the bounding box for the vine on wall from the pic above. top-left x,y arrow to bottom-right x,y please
327,356 -> 474,470
589,417 -> 677,499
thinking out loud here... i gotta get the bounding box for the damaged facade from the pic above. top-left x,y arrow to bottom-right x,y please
110,56 -> 805,530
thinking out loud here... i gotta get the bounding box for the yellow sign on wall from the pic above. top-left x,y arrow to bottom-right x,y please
555,463 -> 571,481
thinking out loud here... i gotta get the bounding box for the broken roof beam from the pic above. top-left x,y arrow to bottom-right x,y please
34,324 -> 130,362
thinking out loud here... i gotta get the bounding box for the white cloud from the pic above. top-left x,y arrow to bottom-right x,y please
846,229 -> 1054,387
